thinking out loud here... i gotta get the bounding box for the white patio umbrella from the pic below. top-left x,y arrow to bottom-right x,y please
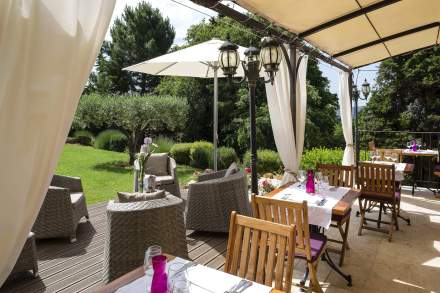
124,39 -> 249,171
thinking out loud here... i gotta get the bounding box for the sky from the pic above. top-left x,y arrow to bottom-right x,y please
108,0 -> 378,105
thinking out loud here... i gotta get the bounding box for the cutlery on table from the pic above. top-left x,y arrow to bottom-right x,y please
236,280 -> 253,292
170,261 -> 196,278
225,279 -> 247,293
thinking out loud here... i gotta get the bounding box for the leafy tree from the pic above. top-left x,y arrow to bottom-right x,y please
93,2 -> 175,94
158,16 -> 339,155
74,94 -> 188,163
360,46 -> 440,146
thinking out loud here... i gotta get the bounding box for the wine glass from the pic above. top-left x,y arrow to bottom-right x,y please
170,280 -> 190,293
315,172 -> 323,192
391,153 -> 399,163
322,176 -> 330,190
384,151 -> 392,162
144,245 -> 162,273
297,170 -> 306,185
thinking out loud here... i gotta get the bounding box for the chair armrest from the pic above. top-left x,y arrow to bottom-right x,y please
51,174 -> 83,193
197,170 -> 227,182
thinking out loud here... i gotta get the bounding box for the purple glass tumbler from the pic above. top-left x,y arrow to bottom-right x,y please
150,255 -> 168,293
411,139 -> 418,152
305,170 -> 315,194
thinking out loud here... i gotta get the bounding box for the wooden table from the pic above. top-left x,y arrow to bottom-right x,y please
266,183 -> 361,217
94,254 -> 284,293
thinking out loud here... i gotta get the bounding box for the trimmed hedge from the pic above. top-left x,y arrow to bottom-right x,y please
170,143 -> 192,165
72,130 -> 94,146
94,130 -> 128,152
190,141 -> 213,169
300,148 -> 344,171
216,147 -> 238,170
243,149 -> 282,175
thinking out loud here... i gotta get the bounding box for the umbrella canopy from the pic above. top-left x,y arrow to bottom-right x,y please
123,38 -> 248,78
124,39 -> 258,171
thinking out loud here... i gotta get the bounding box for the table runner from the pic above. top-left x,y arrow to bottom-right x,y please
116,257 -> 272,293
272,182 -> 349,229
403,149 -> 439,156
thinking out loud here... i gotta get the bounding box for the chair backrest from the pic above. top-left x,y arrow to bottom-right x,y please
357,162 -> 396,200
251,195 -> 311,259
225,212 -> 296,293
316,164 -> 354,188
376,148 -> 402,163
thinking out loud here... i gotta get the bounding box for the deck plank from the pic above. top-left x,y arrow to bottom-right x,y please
0,201 -> 228,293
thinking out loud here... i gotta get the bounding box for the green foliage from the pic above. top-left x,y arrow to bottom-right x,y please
95,130 -> 128,152
153,136 -> 175,153
74,93 -> 188,162
360,46 -> 440,146
89,1 -> 175,94
72,130 -> 94,146
300,148 -> 344,171
243,149 -> 282,175
170,143 -> 193,165
216,147 -> 238,170
190,141 -> 213,169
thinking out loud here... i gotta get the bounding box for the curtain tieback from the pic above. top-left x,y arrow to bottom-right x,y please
284,168 -> 297,175
346,144 -> 354,148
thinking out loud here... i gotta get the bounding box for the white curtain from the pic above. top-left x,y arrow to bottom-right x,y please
338,70 -> 355,166
0,0 -> 115,285
265,48 -> 308,184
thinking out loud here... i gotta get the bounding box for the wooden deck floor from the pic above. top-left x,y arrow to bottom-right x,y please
0,202 -> 229,293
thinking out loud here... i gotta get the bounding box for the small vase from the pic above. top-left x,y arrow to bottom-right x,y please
305,170 -> 315,194
411,140 -> 418,152
151,255 -> 168,293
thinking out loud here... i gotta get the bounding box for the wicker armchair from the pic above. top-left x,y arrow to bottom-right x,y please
186,170 -> 251,233
133,155 -> 181,197
102,193 -> 188,283
32,175 -> 89,243
10,232 -> 38,277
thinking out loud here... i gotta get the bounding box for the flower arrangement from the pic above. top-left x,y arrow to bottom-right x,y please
259,179 -> 276,194
137,137 -> 158,191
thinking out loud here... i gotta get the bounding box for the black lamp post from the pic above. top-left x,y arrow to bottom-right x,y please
219,36 -> 282,194
353,78 -> 370,164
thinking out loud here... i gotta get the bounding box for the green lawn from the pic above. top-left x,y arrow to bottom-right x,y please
56,144 -> 198,204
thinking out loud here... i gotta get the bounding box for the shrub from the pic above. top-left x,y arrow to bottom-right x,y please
72,130 -> 94,146
190,141 -> 213,169
170,143 -> 192,165
243,149 -> 282,175
217,147 -> 238,170
300,148 -> 344,171
94,130 -> 128,152
154,136 -> 174,153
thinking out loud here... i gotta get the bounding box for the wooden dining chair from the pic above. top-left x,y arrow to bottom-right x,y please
251,195 -> 326,293
225,212 -> 296,293
357,162 -> 398,241
316,163 -> 354,266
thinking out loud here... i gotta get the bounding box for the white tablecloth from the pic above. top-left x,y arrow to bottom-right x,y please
272,182 -> 349,229
116,257 -> 272,293
403,149 -> 439,156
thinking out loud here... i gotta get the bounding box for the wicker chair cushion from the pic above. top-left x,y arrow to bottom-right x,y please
155,175 -> 174,185
117,190 -> 166,203
295,232 -> 327,262
70,192 -> 84,205
145,153 -> 169,176
224,162 -> 238,177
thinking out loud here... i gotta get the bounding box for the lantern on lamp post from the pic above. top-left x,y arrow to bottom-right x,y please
361,78 -> 371,100
218,36 -> 282,194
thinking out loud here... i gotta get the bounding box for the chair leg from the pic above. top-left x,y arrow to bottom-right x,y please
358,198 -> 366,236
377,203 -> 383,228
388,206 -> 398,242
308,262 -> 323,293
338,216 -> 350,266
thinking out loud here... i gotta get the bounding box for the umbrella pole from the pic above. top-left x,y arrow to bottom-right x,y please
213,65 -> 218,171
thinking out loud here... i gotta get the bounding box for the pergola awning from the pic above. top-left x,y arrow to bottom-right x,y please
235,0 -> 440,68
